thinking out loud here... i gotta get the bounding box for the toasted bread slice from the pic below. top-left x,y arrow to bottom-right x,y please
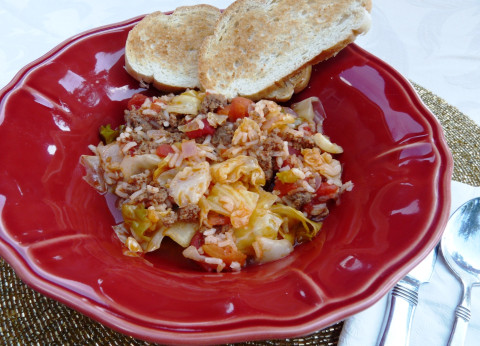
198,0 -> 372,100
125,5 -> 221,92
125,4 -> 310,100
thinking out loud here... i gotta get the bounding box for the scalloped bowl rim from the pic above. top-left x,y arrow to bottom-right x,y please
0,14 -> 453,345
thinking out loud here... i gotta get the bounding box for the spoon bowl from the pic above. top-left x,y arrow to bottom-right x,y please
441,197 -> 480,346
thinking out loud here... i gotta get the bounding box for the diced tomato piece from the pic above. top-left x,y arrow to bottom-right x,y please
150,102 -> 163,112
188,233 -> 216,272
281,156 -> 298,169
302,202 -> 315,215
287,146 -> 301,156
207,212 -> 230,226
302,183 -> 339,216
127,93 -> 148,110
302,126 -> 313,135
228,97 -> 254,121
273,179 -> 299,197
202,244 -> 247,266
302,182 -> 340,205
315,182 -> 339,201
217,105 -> 231,116
190,231 -> 204,249
155,144 -> 175,157
185,119 -> 216,139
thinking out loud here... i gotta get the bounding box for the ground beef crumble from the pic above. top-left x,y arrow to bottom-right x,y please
162,210 -> 178,226
168,113 -> 179,128
178,204 -> 201,222
256,132 -> 286,181
149,186 -> 169,204
278,130 -> 315,151
200,93 -> 227,114
257,155 -> 274,182
211,123 -> 237,147
282,190 -> 314,210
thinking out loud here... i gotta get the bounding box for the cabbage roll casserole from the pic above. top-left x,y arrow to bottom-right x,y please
81,91 -> 352,272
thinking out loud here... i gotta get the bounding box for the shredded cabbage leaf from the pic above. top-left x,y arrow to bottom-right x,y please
253,237 -> 293,263
261,109 -> 295,132
199,182 -> 259,228
80,155 -> 106,193
291,96 -> 321,122
145,229 -> 165,252
97,142 -> 124,165
120,154 -> 163,180
163,221 -> 198,248
152,159 -> 170,180
210,155 -> 265,187
270,204 -> 323,241
168,162 -> 211,207
121,204 -> 155,242
165,90 -> 204,115
234,191 -> 283,255
155,166 -> 181,188
302,148 -> 342,186
207,112 -> 228,127
232,117 -> 261,144
119,204 -> 198,251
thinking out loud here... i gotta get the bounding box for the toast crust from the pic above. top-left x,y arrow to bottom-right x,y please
198,0 -> 372,99
125,5 -> 221,92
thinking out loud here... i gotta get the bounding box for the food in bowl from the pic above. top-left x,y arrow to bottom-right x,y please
81,90 -> 351,272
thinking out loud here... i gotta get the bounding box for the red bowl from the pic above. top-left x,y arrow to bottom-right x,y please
0,15 -> 452,345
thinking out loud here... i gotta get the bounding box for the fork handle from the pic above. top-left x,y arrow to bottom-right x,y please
447,284 -> 472,346
378,282 -> 418,346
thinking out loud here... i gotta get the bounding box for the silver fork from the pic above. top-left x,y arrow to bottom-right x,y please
377,245 -> 438,346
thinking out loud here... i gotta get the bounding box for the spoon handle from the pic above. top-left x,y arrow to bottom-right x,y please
447,285 -> 472,346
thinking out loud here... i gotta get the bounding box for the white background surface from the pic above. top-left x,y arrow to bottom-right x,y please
1,0 -> 479,125
1,1 -> 479,345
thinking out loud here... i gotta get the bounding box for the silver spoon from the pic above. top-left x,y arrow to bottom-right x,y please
441,197 -> 480,346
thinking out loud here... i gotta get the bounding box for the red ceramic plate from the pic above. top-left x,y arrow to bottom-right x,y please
0,15 -> 452,345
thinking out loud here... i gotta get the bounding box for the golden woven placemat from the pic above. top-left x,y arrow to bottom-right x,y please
1,84 -> 479,345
